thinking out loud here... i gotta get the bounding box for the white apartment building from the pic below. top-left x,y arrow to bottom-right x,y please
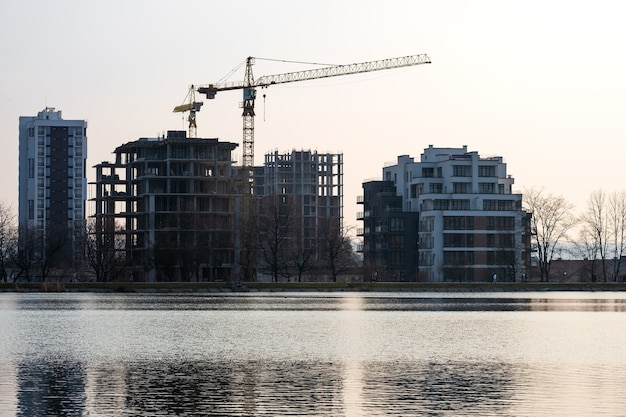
18,108 -> 88,268
377,145 -> 530,282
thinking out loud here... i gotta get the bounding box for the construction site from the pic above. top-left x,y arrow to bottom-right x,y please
89,54 -> 431,282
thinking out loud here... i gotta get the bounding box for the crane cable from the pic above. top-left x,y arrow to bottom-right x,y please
254,57 -> 338,67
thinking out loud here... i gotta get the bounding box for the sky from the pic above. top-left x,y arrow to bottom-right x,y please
1,0 -> 625,233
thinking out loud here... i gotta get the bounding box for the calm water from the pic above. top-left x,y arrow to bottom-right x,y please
1,292 -> 626,416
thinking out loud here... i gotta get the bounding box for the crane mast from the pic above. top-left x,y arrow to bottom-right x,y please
194,53 -> 431,191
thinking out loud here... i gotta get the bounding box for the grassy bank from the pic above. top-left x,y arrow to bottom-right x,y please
1,281 -> 626,293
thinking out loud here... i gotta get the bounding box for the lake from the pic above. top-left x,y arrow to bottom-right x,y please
1,291 -> 626,416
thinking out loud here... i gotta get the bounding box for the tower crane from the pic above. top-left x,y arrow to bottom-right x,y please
173,85 -> 203,138
195,53 -> 431,190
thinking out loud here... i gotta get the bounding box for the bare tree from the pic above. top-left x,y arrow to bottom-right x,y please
238,209 -> 258,282
573,225 -> 600,282
523,187 -> 577,282
318,218 -> 357,282
0,202 -> 17,282
581,190 -> 610,282
85,218 -> 127,282
14,226 -> 37,282
38,224 -> 70,282
287,223 -> 316,282
608,191 -> 626,282
257,195 -> 292,282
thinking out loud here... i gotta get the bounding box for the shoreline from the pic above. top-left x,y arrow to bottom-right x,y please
2,281 -> 626,293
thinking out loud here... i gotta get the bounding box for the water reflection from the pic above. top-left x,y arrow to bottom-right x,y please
13,358 -> 520,416
3,292 -> 626,416
16,360 -> 86,417
14,358 -> 624,416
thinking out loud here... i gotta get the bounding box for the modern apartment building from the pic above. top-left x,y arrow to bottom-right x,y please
253,150 -> 344,278
359,145 -> 531,282
91,130 -> 241,282
18,108 -> 88,269
358,180 -> 419,281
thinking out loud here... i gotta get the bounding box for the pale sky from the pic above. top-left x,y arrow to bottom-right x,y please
1,0 -> 625,232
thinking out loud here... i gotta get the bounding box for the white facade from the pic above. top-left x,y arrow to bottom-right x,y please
18,108 -> 88,265
382,145 -> 527,282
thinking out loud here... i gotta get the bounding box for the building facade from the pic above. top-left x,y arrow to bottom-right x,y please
91,130 -> 240,282
358,180 -> 419,281
253,150 -> 344,279
359,145 -> 531,282
18,108 -> 88,270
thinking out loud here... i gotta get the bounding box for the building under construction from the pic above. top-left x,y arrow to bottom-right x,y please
253,150 -> 344,279
91,130 -> 241,282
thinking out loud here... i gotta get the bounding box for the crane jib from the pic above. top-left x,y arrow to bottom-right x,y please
196,53 -> 431,98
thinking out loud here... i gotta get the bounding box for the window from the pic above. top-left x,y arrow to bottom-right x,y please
453,182 -> 470,193
484,199 -> 514,211
444,216 -> 472,230
444,233 -> 467,247
422,167 -> 434,178
389,217 -> 404,232
451,199 -> 470,210
429,183 -> 442,193
453,165 -> 471,177
479,182 -> 495,193
434,199 -> 449,210
478,165 -> 496,177
443,251 -> 472,264
488,216 -> 515,230
28,158 -> 34,178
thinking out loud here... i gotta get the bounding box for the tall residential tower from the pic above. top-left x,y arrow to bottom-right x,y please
18,108 -> 88,270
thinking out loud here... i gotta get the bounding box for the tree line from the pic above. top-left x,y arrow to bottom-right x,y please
0,198 -> 358,283
5,186 -> 624,283
524,187 -> 626,282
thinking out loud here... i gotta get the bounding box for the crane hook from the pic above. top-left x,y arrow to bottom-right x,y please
263,93 -> 266,122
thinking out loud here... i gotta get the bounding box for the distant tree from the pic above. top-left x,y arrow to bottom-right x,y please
38,224 -> 70,282
14,226 -> 37,282
257,195 -> 292,282
494,234 -> 518,282
85,219 -> 126,282
238,207 -> 258,282
581,190 -> 610,282
318,218 -> 358,282
608,191 -> 626,282
287,225 -> 316,282
0,202 -> 17,282
524,187 -> 577,282
573,225 -> 600,282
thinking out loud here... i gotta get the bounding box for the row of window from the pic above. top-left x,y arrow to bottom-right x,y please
443,250 -> 516,265
28,127 -> 85,137
443,233 -> 515,248
431,199 -> 518,211
443,216 -> 516,230
28,199 -> 84,220
423,182 -> 504,194
422,165 -> 497,178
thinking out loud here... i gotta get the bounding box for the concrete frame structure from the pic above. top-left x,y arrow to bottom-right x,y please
253,150 -> 343,275
18,108 -> 88,269
91,130 -> 240,282
359,145 -> 531,282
